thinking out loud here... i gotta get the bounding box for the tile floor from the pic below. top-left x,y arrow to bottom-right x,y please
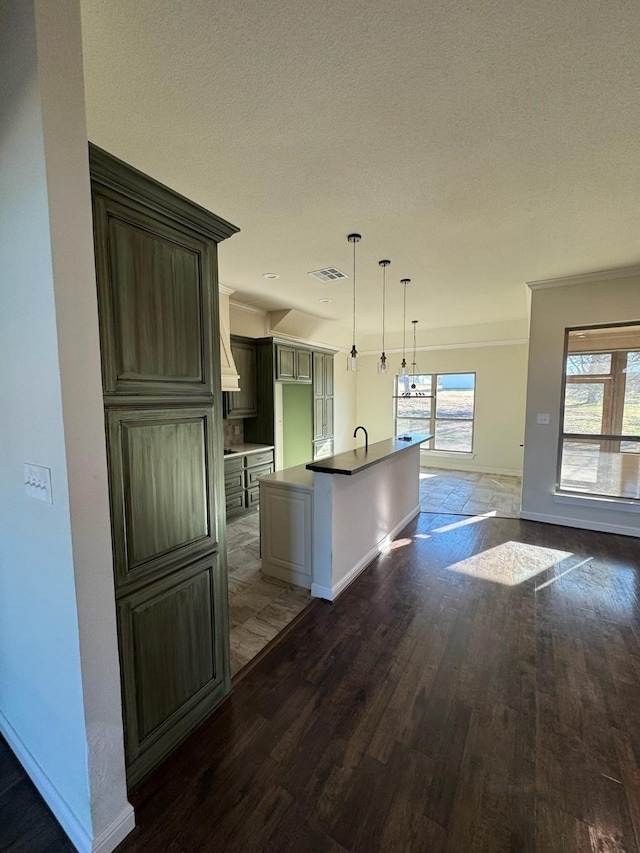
226,510 -> 310,676
419,466 -> 522,518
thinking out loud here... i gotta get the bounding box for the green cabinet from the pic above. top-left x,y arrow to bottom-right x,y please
276,344 -> 312,383
224,336 -> 257,418
90,143 -> 238,785
224,449 -> 274,519
313,352 -> 334,458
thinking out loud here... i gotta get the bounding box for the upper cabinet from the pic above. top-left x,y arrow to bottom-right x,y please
276,344 -> 312,383
224,336 -> 258,418
90,144 -> 239,398
313,351 -> 334,452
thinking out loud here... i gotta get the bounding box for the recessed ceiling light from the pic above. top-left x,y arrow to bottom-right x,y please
262,273 -> 279,280
318,298 -> 332,303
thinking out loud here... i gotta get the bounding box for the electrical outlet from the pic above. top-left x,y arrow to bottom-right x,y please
234,425 -> 241,435
536,413 -> 550,425
24,463 -> 53,504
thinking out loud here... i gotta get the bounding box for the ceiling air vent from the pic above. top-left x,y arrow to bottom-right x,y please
308,267 -> 347,282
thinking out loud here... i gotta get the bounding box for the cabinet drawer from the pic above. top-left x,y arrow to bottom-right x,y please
225,493 -> 245,513
223,455 -> 243,474
224,471 -> 244,493
246,463 -> 274,486
246,451 -> 274,468
247,486 -> 260,507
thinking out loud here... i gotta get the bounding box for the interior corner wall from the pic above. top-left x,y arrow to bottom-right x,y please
521,272 -> 640,537
0,2 -> 131,851
355,344 -> 528,474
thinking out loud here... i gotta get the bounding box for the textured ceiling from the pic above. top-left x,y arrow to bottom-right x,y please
79,0 -> 640,350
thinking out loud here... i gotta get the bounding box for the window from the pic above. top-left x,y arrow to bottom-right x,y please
395,372 -> 476,452
558,323 -> 640,500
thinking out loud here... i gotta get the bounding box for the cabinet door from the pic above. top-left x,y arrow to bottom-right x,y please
323,396 -> 334,439
296,349 -> 312,382
324,354 -> 334,396
313,352 -> 325,397
107,407 -> 217,593
276,346 -> 296,380
92,194 -> 215,396
118,554 -> 227,783
226,339 -> 257,417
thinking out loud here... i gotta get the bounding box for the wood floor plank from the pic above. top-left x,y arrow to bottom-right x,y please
4,513 -> 640,852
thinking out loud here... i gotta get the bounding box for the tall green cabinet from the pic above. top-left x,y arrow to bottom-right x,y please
89,144 -> 239,785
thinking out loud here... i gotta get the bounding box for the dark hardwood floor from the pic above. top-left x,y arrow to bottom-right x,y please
3,513 -> 640,852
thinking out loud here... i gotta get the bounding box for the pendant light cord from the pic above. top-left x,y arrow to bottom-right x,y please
352,239 -> 356,346
402,280 -> 407,361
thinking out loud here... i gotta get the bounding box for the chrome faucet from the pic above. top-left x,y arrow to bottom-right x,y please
353,425 -> 368,452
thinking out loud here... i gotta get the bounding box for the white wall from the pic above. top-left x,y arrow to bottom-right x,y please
521,268 -> 640,537
355,344 -> 528,475
0,2 -> 132,851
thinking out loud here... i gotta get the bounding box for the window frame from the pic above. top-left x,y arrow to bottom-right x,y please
556,322 -> 640,501
394,371 -> 476,453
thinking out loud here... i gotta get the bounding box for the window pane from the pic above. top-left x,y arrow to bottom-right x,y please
396,417 -> 431,440
623,351 -> 640,435
563,382 -> 605,434
560,438 -> 640,499
436,375 -> 475,420
397,397 -> 432,419
397,374 -> 432,396
434,420 -> 473,452
565,353 -> 611,375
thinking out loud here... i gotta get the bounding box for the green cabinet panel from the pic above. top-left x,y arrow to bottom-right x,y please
312,351 -> 334,444
107,408 -> 216,593
92,194 -> 216,396
225,337 -> 257,418
324,353 -> 334,397
296,349 -> 312,382
276,345 -> 296,380
118,555 -> 226,784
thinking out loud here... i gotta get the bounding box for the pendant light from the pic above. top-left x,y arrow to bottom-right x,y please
378,259 -> 391,374
347,233 -> 361,371
399,278 -> 410,375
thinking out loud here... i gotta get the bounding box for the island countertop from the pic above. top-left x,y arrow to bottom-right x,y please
306,434 -> 430,476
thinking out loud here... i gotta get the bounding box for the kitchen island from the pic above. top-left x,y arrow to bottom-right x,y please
260,435 -> 429,600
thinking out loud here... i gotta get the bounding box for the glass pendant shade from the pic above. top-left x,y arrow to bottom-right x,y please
347,233 -> 361,372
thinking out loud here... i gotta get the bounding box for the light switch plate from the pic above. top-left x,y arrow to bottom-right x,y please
24,463 -> 53,504
536,413 -> 550,425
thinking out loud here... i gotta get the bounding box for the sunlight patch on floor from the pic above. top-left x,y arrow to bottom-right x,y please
446,541 -> 574,586
431,513 -> 495,534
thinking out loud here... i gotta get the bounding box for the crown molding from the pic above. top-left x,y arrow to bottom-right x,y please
219,284 -> 235,296
527,265 -> 640,290
229,299 -> 265,315
266,328 -> 347,352
360,338 -> 527,356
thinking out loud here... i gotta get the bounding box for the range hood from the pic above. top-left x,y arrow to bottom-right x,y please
219,284 -> 241,392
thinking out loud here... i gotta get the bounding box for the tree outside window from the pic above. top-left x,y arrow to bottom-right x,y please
559,324 -> 640,500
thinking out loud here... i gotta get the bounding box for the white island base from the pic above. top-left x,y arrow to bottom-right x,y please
259,436 -> 426,601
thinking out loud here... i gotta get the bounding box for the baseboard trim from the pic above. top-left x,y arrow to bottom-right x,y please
0,711 -> 92,852
519,511 -> 640,538
312,504 -> 420,601
92,805 -> 136,853
419,457 -> 522,478
0,711 -> 135,853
